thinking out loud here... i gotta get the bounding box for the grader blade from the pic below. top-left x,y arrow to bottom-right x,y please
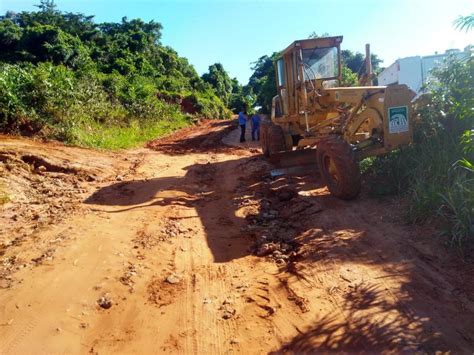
269,149 -> 316,167
270,164 -> 318,178
269,149 -> 318,177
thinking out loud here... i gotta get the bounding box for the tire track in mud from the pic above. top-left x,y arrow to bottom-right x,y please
0,316 -> 39,354
161,154 -> 244,354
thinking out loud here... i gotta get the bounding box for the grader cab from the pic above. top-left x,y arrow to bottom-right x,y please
260,36 -> 415,199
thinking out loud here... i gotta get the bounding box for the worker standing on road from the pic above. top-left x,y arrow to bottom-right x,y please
238,111 -> 247,142
251,113 -> 261,141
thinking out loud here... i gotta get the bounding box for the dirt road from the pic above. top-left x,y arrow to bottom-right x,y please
0,121 -> 473,354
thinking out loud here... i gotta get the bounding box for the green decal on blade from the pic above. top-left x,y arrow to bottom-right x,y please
388,106 -> 408,134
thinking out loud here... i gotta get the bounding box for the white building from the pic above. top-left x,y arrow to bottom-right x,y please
378,46 -> 472,94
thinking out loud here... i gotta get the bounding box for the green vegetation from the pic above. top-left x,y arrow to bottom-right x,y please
202,62 -> 255,114
366,54 -> 473,248
454,13 -> 474,31
0,0 -> 235,149
69,114 -> 189,150
247,53 -> 278,113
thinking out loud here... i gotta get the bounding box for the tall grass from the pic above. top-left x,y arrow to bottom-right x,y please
437,160 -> 474,246
70,116 -> 190,150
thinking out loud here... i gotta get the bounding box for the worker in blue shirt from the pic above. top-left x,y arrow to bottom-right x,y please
251,113 -> 261,141
238,111 -> 247,142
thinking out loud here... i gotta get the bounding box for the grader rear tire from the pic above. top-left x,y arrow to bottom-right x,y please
261,121 -> 287,157
317,135 -> 361,200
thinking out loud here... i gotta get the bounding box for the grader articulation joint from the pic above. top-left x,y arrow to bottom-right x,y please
260,36 -> 415,199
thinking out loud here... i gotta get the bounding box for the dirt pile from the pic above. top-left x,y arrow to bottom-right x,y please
148,275 -> 185,308
0,151 -> 92,290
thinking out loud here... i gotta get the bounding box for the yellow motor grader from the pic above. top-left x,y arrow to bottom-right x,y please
260,36 -> 415,199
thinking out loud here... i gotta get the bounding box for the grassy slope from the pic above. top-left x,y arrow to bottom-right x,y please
70,116 -> 191,150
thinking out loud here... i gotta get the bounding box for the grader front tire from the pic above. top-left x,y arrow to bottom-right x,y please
317,136 -> 361,200
261,122 -> 287,157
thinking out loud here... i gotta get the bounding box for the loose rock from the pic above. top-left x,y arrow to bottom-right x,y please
97,294 -> 113,309
256,243 -> 279,257
166,273 -> 182,284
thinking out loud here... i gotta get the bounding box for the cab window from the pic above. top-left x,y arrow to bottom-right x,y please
302,46 -> 338,80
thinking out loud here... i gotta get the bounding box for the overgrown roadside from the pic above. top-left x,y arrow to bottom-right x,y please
365,55 -> 473,250
1,121 -> 473,353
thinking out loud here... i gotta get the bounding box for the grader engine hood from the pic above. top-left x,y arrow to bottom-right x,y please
323,84 -> 415,153
381,84 -> 416,150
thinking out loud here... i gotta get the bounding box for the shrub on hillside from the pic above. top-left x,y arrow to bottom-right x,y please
0,62 -> 189,144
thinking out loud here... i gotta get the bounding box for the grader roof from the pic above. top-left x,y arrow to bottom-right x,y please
281,36 -> 343,56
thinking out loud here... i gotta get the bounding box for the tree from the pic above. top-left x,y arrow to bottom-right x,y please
16,24 -> 87,66
228,78 -> 256,113
341,65 -> 358,87
0,19 -> 22,58
35,0 -> 57,13
247,54 -> 279,113
454,13 -> 474,31
342,49 -> 382,75
201,63 -> 233,106
0,0 -> 232,130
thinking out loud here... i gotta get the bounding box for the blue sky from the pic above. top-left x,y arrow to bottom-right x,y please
1,0 -> 472,83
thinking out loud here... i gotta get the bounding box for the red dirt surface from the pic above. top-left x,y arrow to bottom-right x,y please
0,123 -> 473,353
146,119 -> 240,154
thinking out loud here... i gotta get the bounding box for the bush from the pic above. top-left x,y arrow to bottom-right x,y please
0,63 -> 36,128
438,160 -> 474,246
185,91 -> 231,119
0,62 -> 190,147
